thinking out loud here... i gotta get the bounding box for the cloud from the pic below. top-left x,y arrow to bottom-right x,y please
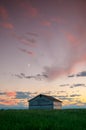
76,71 -> 86,77
14,73 -> 48,80
15,74 -> 23,79
6,92 -> 16,97
0,99 -> 18,106
43,66 -> 67,80
70,84 -> 86,88
64,31 -> 79,46
60,84 -> 69,87
15,92 -> 31,99
0,91 -> 32,107
0,92 -> 6,95
42,26 -> 86,81
73,84 -> 85,87
41,20 -> 51,27
0,6 -> 8,20
19,48 -> 34,56
20,1 -> 38,17
68,74 -> 75,78
68,71 -> 86,78
0,91 -> 16,97
54,95 -> 74,102
13,33 -> 36,47
70,94 -> 81,97
0,22 -> 14,29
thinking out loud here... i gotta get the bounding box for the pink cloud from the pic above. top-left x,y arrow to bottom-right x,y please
29,7 -> 38,17
1,22 -> 14,29
20,1 -> 38,17
6,92 -> 16,97
12,33 -> 36,47
19,48 -> 35,56
43,28 -> 86,81
61,30 -> 79,46
66,33 -> 78,45
0,6 -> 8,20
41,20 -> 51,27
0,98 -> 19,106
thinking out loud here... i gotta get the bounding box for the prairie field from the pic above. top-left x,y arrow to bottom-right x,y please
0,109 -> 86,130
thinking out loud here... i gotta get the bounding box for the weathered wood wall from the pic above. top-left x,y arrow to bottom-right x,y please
53,101 -> 62,109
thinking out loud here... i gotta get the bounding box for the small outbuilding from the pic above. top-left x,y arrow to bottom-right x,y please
28,94 -> 62,110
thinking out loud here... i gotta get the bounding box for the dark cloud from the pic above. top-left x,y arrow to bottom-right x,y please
19,48 -> 34,56
15,74 -> 23,79
60,84 -> 69,87
0,90 -> 33,100
12,32 -> 36,47
15,92 -> 31,99
76,71 -> 86,77
68,71 -> 86,78
55,95 -> 68,98
74,84 -> 85,87
70,84 -> 86,88
54,95 -> 74,102
0,92 -> 6,95
70,94 -> 81,97
68,74 -> 75,78
14,73 -> 48,80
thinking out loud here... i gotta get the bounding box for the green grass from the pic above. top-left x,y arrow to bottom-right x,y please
0,109 -> 86,130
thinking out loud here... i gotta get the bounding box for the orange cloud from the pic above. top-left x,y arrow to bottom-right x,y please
6,92 -> 16,97
0,98 -> 19,106
1,22 -> 14,29
0,6 -> 8,20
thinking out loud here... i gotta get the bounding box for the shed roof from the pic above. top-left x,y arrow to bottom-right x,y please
28,94 -> 62,102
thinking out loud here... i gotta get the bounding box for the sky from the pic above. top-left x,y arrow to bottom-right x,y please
0,0 -> 86,109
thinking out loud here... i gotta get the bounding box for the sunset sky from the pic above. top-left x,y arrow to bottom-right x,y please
0,0 -> 86,109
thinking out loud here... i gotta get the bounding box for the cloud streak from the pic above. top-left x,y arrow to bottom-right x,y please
0,6 -> 8,20
41,20 -> 51,27
76,71 -> 86,77
0,22 -> 14,29
70,84 -> 86,88
14,73 -> 48,80
42,25 -> 86,80
19,48 -> 34,56
13,33 -> 36,47
0,91 -> 32,107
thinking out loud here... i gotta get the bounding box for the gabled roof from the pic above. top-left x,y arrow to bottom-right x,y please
28,94 -> 62,102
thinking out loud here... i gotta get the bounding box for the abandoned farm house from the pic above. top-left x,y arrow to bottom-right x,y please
28,94 -> 62,110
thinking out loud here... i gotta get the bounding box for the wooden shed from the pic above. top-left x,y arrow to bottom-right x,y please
28,94 -> 62,110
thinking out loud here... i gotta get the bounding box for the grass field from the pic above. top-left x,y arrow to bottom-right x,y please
0,109 -> 86,130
